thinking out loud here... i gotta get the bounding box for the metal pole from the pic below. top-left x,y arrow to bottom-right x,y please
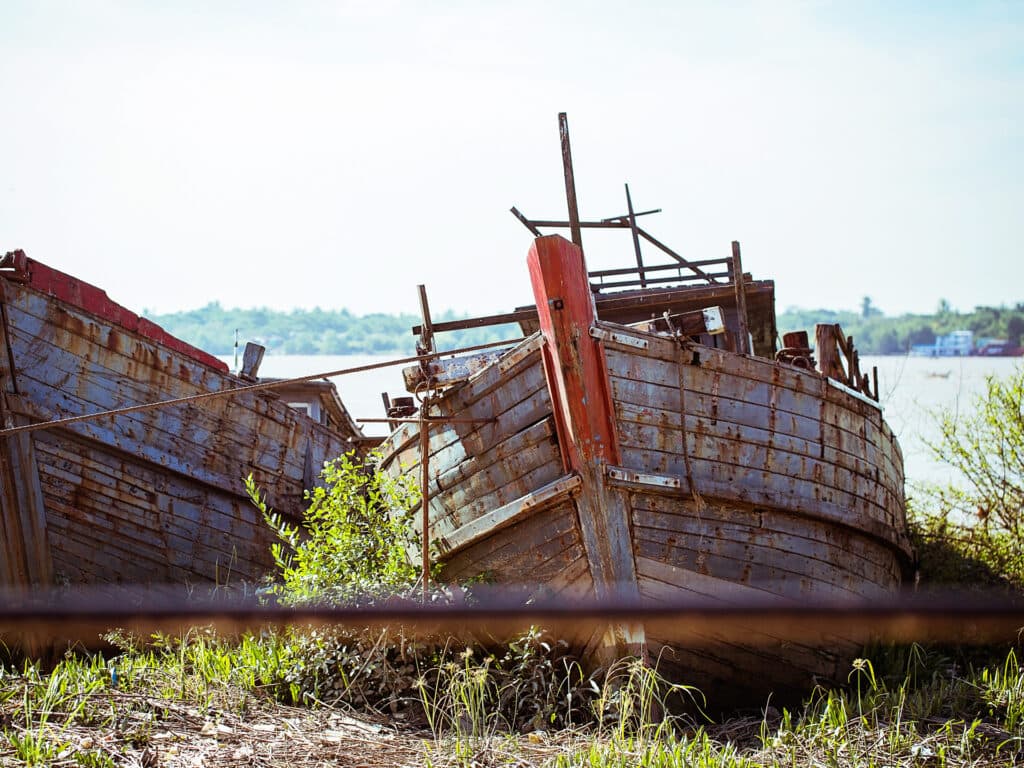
417,284 -> 434,353
419,401 -> 431,603
558,113 -> 583,251
625,183 -> 646,288
357,417 -> 495,425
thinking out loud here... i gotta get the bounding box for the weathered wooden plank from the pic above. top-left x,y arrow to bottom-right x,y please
399,384 -> 553,487
46,514 -> 256,584
610,368 -> 884,472
635,554 -> 793,604
634,530 -> 885,600
444,505 -> 579,578
435,417 -> 555,492
615,400 -> 903,501
542,555 -> 592,598
7,302 -> 347,467
33,434 -> 270,534
44,502 -> 259,582
396,421 -> 560,537
642,490 -> 902,572
437,474 -> 581,556
402,350 -> 507,391
10,352 -> 313,478
7,292 -> 229,392
36,460 -> 252,552
597,322 -> 872,446
431,457 -> 565,539
443,501 -> 582,581
9,364 -> 311,491
593,320 -> 679,363
0,281 -> 53,587
32,433 -> 276,582
454,335 -> 545,406
618,414 -> 881,490
636,563 -> 858,677
11,370 -> 328,512
660,430 -> 894,512
429,435 -> 562,529
609,459 -> 907,553
619,443 -> 894,524
379,353 -> 549,470
630,496 -> 901,576
37,459 -> 267,568
630,385 -> 905,512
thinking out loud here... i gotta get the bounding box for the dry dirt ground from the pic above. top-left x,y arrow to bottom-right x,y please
1,688 -> 575,767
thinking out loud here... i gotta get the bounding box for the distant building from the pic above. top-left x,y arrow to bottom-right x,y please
910,329 -> 974,357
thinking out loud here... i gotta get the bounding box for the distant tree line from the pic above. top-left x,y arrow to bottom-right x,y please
145,302 -> 519,356
147,298 -> 1024,357
777,299 -> 1024,355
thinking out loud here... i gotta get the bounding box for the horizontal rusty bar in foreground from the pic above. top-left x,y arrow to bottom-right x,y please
0,586 -> 1022,648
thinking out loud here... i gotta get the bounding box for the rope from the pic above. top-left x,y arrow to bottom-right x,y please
0,337 -> 525,438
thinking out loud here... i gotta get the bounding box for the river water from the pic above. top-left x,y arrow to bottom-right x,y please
234,353 -> 1021,489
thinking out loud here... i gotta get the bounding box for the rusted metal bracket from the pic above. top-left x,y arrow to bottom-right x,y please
589,326 -> 649,350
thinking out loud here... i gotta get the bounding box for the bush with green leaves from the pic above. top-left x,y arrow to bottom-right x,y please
915,364 -> 1024,586
246,449 -> 420,605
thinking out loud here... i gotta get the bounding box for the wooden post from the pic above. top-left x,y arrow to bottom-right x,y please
816,323 -> 842,381
239,342 -> 265,381
731,241 -> 750,355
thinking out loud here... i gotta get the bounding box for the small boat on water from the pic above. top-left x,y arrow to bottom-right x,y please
379,116 -> 913,705
0,250 -> 372,588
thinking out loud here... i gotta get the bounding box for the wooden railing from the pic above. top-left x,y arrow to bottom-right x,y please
587,259 -> 732,292
815,323 -> 878,401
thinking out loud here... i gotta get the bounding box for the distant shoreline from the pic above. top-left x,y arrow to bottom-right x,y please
153,302 -> 1024,358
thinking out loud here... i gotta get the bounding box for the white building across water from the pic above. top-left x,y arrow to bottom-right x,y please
911,329 -> 974,357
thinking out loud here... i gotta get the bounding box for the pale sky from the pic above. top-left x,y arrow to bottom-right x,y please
2,1 -> 1021,321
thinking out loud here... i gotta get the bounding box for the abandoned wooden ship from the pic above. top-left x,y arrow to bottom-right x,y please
378,117 -> 913,704
0,249 -> 371,588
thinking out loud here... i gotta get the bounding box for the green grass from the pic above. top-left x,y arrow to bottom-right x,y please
2,631 -> 1024,767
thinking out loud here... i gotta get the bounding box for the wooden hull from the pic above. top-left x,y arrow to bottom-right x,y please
0,254 -> 360,587
380,236 -> 911,705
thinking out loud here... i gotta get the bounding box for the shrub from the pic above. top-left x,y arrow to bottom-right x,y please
246,449 -> 420,605
915,364 -> 1024,586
